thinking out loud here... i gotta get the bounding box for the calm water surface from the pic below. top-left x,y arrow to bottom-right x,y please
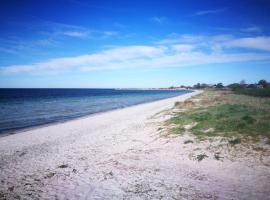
0,88 -> 191,134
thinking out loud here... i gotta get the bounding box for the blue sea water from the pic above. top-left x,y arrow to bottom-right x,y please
0,88 -> 191,134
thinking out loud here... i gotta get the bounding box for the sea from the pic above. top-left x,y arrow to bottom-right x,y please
0,88 -> 191,135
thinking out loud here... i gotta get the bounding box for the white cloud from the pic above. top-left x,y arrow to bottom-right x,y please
156,34 -> 204,45
150,16 -> 168,25
241,26 -> 262,33
40,20 -> 118,39
157,34 -> 270,51
0,37 -> 57,55
171,44 -> 194,52
102,31 -> 118,37
193,8 -> 226,16
62,31 -> 89,38
0,46 -> 165,73
0,47 -> 19,54
0,20 -> 120,56
225,37 -> 270,51
60,30 -> 118,39
1,35 -> 270,74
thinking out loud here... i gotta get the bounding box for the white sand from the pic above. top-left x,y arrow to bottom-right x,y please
0,90 -> 269,200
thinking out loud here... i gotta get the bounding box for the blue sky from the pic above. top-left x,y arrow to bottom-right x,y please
1,0 -> 270,88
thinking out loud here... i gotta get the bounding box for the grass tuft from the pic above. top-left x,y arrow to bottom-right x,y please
184,140 -> 193,144
58,164 -> 69,168
228,138 -> 241,145
196,154 -> 208,161
214,152 -> 223,160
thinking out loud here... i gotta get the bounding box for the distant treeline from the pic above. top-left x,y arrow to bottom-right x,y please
229,80 -> 270,97
171,79 -> 270,97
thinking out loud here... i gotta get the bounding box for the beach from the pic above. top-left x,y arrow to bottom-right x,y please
0,90 -> 269,200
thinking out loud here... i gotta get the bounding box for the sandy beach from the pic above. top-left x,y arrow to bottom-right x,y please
0,90 -> 269,200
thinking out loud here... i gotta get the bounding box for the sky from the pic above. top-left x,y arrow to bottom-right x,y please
0,0 -> 270,88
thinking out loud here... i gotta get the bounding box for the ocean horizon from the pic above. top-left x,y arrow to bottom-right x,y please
0,88 -> 191,135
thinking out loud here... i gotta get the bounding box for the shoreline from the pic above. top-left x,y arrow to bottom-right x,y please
0,90 -> 193,138
0,90 -> 202,199
0,90 -> 201,148
1,89 -> 269,199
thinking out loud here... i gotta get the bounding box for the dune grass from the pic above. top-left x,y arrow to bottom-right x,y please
170,90 -> 270,143
233,88 -> 270,97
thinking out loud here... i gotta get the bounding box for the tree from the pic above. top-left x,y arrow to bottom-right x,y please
227,83 -> 240,89
200,83 -> 209,88
216,83 -> 224,88
193,83 -> 201,89
240,80 -> 246,85
247,84 -> 256,89
258,80 -> 268,88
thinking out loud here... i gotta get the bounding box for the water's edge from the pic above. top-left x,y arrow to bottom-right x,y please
0,90 -> 193,137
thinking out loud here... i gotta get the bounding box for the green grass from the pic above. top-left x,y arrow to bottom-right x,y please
233,88 -> 270,97
170,91 -> 270,143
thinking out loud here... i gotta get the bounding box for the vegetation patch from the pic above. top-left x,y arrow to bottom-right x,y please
233,88 -> 270,97
169,90 -> 270,143
228,138 -> 241,145
196,154 -> 208,161
214,152 -> 223,160
58,164 -> 69,168
184,140 -> 193,144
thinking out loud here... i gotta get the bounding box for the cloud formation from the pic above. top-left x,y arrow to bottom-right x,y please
193,8 -> 226,16
225,37 -> 270,51
51,22 -> 118,39
62,31 -> 89,38
241,26 -> 262,33
150,16 -> 168,25
1,35 -> 270,74
0,20 -> 120,55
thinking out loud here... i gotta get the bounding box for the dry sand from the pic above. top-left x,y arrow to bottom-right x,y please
0,90 -> 269,200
